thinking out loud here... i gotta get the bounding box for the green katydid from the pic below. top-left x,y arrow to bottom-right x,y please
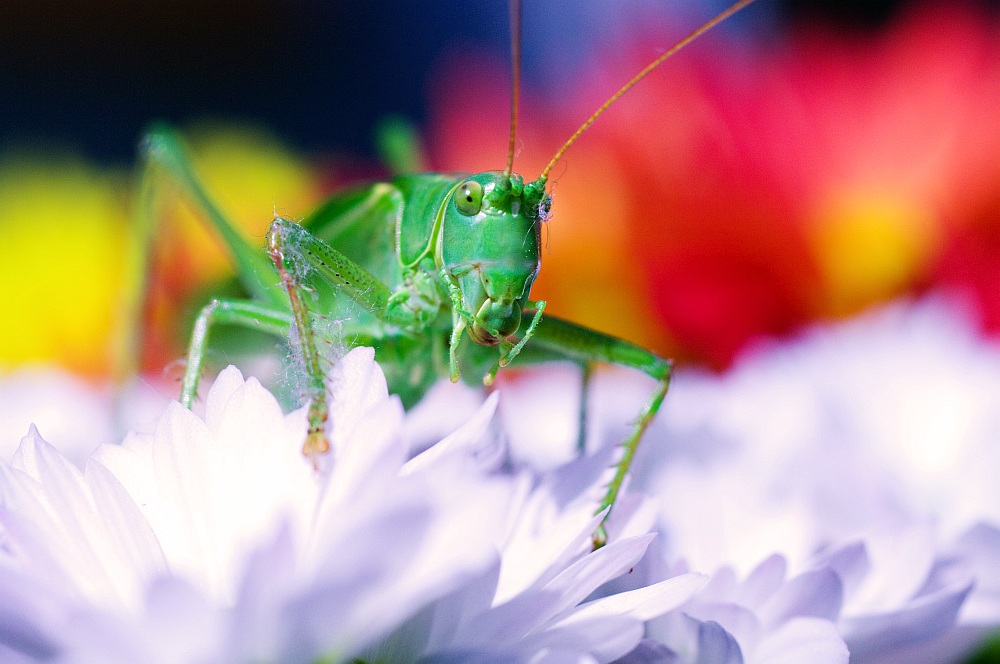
132,0 -> 756,548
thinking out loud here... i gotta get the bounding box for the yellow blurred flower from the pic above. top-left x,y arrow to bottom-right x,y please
156,123 -> 320,285
1,125 -> 322,376
0,155 -> 129,376
809,190 -> 938,316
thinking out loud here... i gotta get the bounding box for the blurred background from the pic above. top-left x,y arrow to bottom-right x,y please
1,0 -> 998,380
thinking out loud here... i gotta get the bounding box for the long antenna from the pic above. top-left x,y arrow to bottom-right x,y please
504,0 -> 522,179
539,0 -> 756,181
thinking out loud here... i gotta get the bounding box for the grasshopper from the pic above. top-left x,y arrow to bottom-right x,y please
133,0 -> 756,547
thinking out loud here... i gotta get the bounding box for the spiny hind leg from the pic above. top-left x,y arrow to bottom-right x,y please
139,127 -> 281,303
519,315 -> 672,549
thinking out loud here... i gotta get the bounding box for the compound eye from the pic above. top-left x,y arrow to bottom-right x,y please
454,180 -> 484,216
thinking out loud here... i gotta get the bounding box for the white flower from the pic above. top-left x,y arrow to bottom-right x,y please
409,455 -> 704,662
644,553 -> 849,664
649,297 -> 1000,662
497,294 -> 1000,662
0,368 -> 113,466
0,347 -> 705,663
816,526 -> 973,663
7,294 -> 995,662
1,348 -> 509,661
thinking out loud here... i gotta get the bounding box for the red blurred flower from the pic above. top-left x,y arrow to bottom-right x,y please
933,197 -> 1000,334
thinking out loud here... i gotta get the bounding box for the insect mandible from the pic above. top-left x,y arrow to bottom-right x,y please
133,0 -> 757,548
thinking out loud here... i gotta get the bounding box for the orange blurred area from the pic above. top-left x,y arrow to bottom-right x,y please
2,4 -> 999,378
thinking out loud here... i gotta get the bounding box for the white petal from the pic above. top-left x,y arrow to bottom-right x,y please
736,554 -> 787,607
684,603 -> 761,656
757,567 -> 843,628
749,618 -> 848,664
557,572 -> 707,625
538,534 -> 657,620
495,496 -> 604,604
314,397 -> 406,520
403,391 -> 500,475
841,579 -> 972,660
520,614 -> 642,663
6,430 -> 159,607
202,364 -> 248,433
848,525 -> 937,613
327,346 -> 391,448
422,562 -> 502,652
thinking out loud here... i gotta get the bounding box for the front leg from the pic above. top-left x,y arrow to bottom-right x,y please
265,217 -> 400,465
527,316 -> 673,548
266,224 -> 331,462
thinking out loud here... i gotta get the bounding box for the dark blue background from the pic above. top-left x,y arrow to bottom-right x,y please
1,0 -> 993,165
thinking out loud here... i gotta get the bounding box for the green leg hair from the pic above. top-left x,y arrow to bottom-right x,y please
500,300 -> 546,368
443,274 -> 471,382
266,221 -> 333,463
264,217 -> 401,464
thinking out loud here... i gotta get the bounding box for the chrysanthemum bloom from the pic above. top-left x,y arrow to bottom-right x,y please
0,347 -> 709,663
492,294 -> 1000,662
